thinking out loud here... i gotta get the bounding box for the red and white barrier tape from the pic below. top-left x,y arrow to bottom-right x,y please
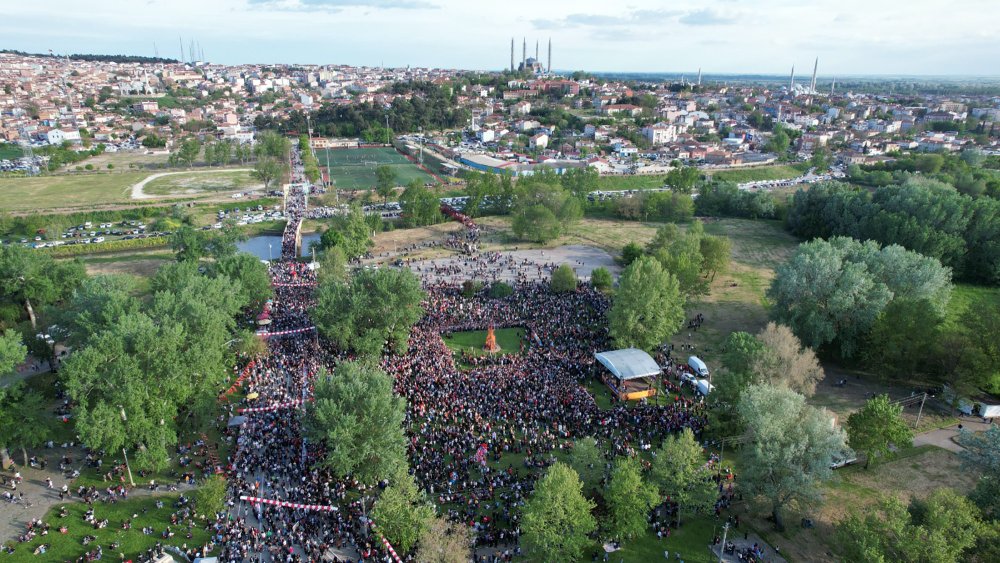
237,398 -> 310,414
258,326 -> 317,339
271,282 -> 318,287
239,495 -> 339,512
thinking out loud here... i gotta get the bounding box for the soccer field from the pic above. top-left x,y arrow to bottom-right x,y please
316,147 -> 437,191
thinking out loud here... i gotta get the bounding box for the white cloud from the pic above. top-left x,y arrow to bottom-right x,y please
0,0 -> 996,75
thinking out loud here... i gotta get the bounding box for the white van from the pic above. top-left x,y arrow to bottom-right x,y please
695,379 -> 714,396
688,356 -> 710,378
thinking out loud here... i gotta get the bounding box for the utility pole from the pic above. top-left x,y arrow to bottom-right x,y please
385,114 -> 390,145
915,392 -> 928,429
718,522 -> 730,563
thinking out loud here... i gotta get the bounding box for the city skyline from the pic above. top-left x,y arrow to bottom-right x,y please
0,0 -> 997,76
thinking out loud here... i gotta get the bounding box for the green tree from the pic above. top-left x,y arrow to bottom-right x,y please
609,256 -> 685,351
846,394 -> 913,468
620,242 -> 643,267
416,516 -> 472,563
255,130 -> 292,160
512,204 -> 562,243
0,384 -> 54,466
650,428 -> 716,526
521,462 -> 597,562
666,166 -> 701,194
738,384 -> 846,531
837,489 -> 988,563
56,275 -> 139,348
957,425 -> 1000,520
768,237 -> 952,358
550,264 -> 577,293
312,267 -> 425,357
399,180 -> 441,227
211,253 -> 272,306
194,474 -> 228,517
590,267 -> 612,292
375,165 -> 397,204
605,457 -> 659,541
864,299 -> 943,380
252,157 -> 286,190
0,330 -> 27,375
810,146 -> 831,171
305,361 -> 407,486
0,245 -> 86,329
699,235 -> 731,282
373,472 -> 434,554
647,222 -> 707,296
766,128 -> 790,154
568,436 -> 604,496
317,246 -> 348,284
319,205 -> 373,260
560,167 -> 600,199
176,137 -> 202,168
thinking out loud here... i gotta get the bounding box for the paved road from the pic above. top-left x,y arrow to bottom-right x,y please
913,416 -> 993,453
410,244 -> 620,284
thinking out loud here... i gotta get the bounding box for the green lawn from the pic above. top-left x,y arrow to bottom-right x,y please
316,147 -> 436,190
3,493 -> 213,562
944,283 -> 1000,328
0,172 -> 150,211
606,517 -> 718,563
708,163 -> 810,184
0,142 -> 25,160
143,169 -> 259,195
595,175 -> 669,192
442,328 -> 526,357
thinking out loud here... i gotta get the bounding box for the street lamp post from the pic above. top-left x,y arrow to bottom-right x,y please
718,522 -> 730,563
268,243 -> 273,262
118,407 -> 136,487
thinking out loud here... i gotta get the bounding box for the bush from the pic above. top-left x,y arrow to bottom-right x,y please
84,163 -> 94,170
550,264 -> 577,293
621,242 -> 643,266
487,281 -> 514,298
107,163 -> 114,169
591,267 -> 612,291
461,279 -> 484,298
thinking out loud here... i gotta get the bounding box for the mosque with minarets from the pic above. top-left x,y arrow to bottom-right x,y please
509,37 -> 551,74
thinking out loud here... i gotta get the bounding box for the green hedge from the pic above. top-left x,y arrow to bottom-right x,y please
42,236 -> 169,257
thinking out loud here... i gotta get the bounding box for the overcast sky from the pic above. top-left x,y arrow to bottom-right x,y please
2,0 -> 997,76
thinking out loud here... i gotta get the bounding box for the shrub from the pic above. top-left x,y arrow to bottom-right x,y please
590,267 -> 612,291
488,281 -> 514,298
550,264 -> 577,293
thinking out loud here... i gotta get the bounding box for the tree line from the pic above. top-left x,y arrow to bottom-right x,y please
787,179 -> 1000,285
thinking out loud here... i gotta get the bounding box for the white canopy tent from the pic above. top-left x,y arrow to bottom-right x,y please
595,348 -> 661,380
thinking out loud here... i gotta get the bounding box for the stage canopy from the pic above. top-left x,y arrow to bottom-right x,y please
595,348 -> 661,380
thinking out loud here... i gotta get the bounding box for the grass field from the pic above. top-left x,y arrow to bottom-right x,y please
0,142 -> 25,160
316,147 -> 436,190
442,328 -> 526,357
595,174 -> 669,191
0,172 -> 149,211
3,493 -> 212,562
143,169 -> 259,196
708,163 -> 810,184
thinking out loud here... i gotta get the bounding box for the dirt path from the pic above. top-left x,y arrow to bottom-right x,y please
129,168 -> 253,200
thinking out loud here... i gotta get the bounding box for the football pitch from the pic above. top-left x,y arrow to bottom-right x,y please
316,147 -> 437,191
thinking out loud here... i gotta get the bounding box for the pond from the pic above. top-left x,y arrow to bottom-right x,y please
237,233 -> 321,260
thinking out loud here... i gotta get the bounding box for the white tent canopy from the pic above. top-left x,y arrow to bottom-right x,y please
595,348 -> 661,381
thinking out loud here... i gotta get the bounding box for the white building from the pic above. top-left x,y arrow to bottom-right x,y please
529,132 -> 549,149
45,128 -> 82,145
641,123 -> 679,145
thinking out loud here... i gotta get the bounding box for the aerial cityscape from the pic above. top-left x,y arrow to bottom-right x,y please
1,1 -> 999,562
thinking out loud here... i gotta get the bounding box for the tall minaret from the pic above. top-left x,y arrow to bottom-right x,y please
535,40 -> 538,63
810,57 -> 818,92
697,68 -> 702,86
547,38 -> 551,73
510,38 -> 514,72
789,65 -> 795,92
522,38 -> 526,71
831,77 -> 836,94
